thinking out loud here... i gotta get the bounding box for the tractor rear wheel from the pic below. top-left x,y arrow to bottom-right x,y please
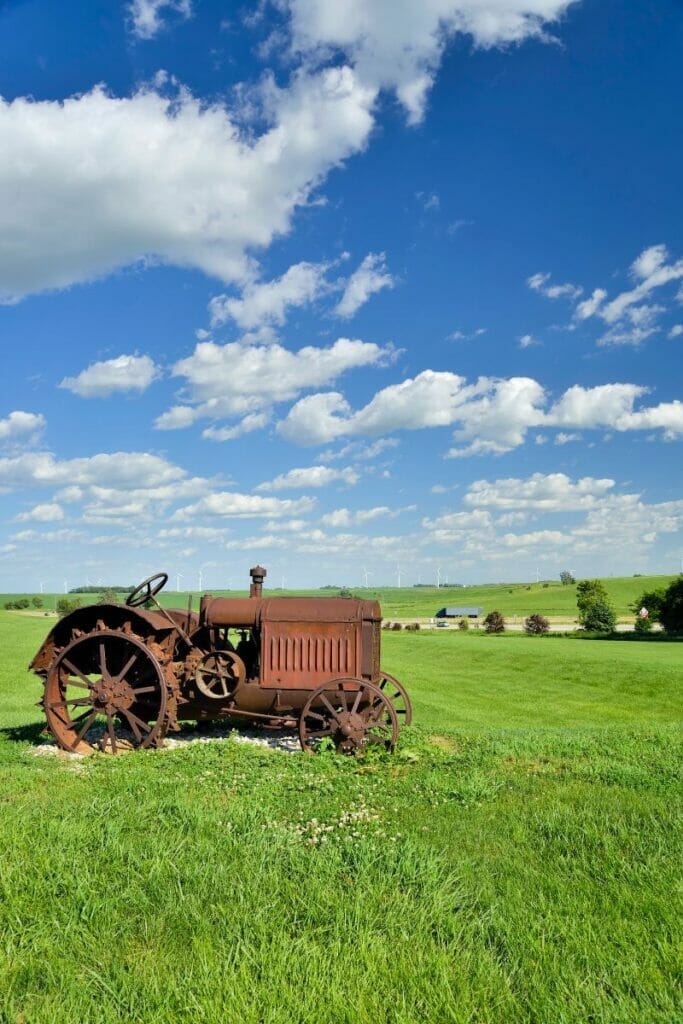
44,630 -> 168,755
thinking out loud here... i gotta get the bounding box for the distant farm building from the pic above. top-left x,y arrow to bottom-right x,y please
435,606 -> 483,619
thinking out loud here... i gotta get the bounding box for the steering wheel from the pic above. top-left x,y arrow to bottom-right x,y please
126,572 -> 169,608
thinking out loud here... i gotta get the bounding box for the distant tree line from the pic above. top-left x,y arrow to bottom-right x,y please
69,585 -> 132,594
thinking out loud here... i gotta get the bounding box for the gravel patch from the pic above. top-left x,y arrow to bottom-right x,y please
30,724 -> 302,758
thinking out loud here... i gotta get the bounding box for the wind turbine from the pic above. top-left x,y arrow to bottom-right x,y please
395,564 -> 405,588
175,572 -> 184,592
436,566 -> 442,589
63,580 -> 68,594
535,567 -> 540,584
38,581 -> 44,594
362,567 -> 372,587
197,568 -> 204,591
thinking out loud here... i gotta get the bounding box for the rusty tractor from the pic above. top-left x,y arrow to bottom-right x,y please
30,566 -> 412,755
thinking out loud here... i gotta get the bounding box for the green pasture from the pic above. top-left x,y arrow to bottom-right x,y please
0,611 -> 681,1023
2,572 -> 677,620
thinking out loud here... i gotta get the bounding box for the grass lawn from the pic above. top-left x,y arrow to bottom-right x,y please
0,611 -> 681,1023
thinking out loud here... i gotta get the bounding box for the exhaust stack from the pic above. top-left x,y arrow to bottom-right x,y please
249,565 -> 267,598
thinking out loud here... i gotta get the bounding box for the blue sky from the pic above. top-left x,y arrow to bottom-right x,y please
1,0 -> 682,592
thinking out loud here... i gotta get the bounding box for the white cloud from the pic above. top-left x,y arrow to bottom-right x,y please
173,492 -> 316,519
0,411 -> 45,447
416,191 -> 440,210
321,505 -> 406,527
668,324 -> 682,339
527,271 -> 582,300
555,432 -> 580,445
317,437 -> 399,462
256,466 -> 359,492
156,336 -> 393,429
59,354 -> 160,398
463,472 -> 616,511
209,260 -> 331,329
16,502 -> 65,523
0,450 -> 186,492
574,244 -> 683,346
0,68 -> 375,302
280,373 -> 683,453
285,0 -> 577,123
128,0 -> 192,39
202,413 -> 270,442
518,333 -> 539,349
334,253 -> 395,318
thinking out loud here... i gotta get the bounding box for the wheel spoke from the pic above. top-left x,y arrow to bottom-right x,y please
121,709 -> 142,743
123,710 -> 152,734
130,685 -> 156,696
62,658 -> 96,689
98,643 -> 109,679
48,697 -> 92,710
320,694 -> 342,723
337,686 -> 349,712
105,715 -> 118,755
113,653 -> 138,683
351,687 -> 364,714
306,728 -> 334,738
74,709 -> 99,744
305,710 -> 327,725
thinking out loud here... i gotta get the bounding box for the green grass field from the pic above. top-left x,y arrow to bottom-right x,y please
2,572 -> 678,621
0,612 -> 681,1023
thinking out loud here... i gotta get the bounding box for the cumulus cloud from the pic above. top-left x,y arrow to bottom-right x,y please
256,466 -> 359,492
155,336 -> 393,430
667,324 -> 682,339
173,492 -> 316,519
463,472 -> 615,511
574,244 -> 683,346
0,68 -> 375,302
279,373 -> 683,452
0,411 -> 45,447
209,260 -> 331,329
59,354 -> 161,398
334,253 -> 395,318
128,0 -> 192,39
285,0 -> 577,123
16,502 -> 65,523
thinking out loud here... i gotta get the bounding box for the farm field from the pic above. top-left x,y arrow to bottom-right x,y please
0,612 -> 681,1023
1,571 -> 678,621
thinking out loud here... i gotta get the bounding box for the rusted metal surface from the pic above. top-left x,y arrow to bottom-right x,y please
30,565 -> 411,755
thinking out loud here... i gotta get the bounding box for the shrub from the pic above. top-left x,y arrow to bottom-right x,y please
483,610 -> 505,634
458,617 -> 469,631
524,613 -> 550,635
31,595 -> 43,608
659,576 -> 683,633
634,614 -> 653,634
559,570 -> 575,585
391,622 -> 402,631
98,588 -> 120,605
56,597 -> 82,618
582,600 -> 617,633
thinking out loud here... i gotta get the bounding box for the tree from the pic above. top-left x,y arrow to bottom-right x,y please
483,610 -> 505,633
31,595 -> 43,608
582,600 -> 617,633
659,576 -> 683,633
559,570 -> 575,585
576,579 -> 616,633
631,588 -> 666,623
98,588 -> 120,605
524,613 -> 550,635
458,617 -> 469,631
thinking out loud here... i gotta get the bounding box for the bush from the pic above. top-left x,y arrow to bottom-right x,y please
56,597 -> 82,618
631,588 -> 666,622
458,617 -> 469,631
582,599 -> 617,633
483,610 -> 505,634
31,595 -> 43,608
524,613 -> 550,635
559,570 -> 575,585
98,588 -> 120,605
577,579 -> 617,633
634,614 -> 653,634
5,597 -> 31,610
659,576 -> 683,633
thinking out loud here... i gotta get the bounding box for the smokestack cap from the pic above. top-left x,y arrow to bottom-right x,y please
250,565 -> 267,582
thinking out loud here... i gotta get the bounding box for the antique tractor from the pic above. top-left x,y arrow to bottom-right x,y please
30,566 -> 411,755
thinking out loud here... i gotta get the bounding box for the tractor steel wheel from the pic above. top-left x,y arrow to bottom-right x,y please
299,678 -> 398,755
44,630 -> 168,755
377,671 -> 413,726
